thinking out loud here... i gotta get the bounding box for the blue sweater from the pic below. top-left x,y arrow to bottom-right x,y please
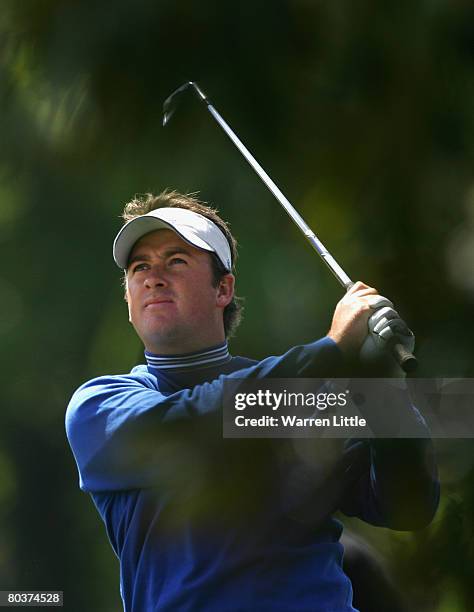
66,337 -> 439,612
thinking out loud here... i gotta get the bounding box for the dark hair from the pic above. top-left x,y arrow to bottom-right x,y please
121,190 -> 243,338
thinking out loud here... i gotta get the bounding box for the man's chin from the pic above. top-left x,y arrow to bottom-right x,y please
141,328 -> 188,355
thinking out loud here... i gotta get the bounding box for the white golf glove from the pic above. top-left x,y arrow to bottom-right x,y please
360,295 -> 415,365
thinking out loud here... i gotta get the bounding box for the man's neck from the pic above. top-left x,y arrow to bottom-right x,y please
145,333 -> 226,356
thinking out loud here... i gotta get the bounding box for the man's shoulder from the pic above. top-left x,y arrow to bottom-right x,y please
227,355 -> 258,371
66,366 -> 158,416
75,365 -> 156,392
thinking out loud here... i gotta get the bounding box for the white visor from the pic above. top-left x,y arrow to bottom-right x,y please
113,207 -> 232,271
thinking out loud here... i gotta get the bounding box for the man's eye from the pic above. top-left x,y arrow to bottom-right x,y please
169,257 -> 186,265
132,263 -> 148,273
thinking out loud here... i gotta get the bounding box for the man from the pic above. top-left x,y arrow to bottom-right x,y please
66,190 -> 439,611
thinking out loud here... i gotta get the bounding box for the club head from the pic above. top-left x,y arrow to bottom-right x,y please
162,81 -> 208,126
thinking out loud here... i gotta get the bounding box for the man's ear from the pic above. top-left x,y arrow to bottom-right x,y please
216,274 -> 235,308
124,283 -> 132,323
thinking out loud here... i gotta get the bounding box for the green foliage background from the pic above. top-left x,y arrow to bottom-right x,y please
0,1 -> 473,610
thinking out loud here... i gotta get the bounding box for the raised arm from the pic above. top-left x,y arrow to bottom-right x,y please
66,337 -> 342,492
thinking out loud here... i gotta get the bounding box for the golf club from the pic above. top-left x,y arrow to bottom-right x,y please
162,81 -> 417,372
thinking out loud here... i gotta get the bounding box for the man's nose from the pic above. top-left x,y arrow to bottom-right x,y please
144,265 -> 168,288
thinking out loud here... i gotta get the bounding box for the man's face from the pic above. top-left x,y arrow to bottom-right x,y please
125,229 -> 234,354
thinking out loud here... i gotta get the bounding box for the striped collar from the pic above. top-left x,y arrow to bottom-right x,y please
145,341 -> 231,373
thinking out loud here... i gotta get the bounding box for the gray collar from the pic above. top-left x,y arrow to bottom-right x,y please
145,341 -> 231,373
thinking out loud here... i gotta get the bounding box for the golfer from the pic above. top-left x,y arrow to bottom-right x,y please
66,190 -> 439,612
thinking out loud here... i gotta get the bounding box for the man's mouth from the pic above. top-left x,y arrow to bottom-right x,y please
144,298 -> 174,308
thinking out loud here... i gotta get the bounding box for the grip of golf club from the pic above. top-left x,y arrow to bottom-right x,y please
345,284 -> 418,372
391,341 -> 418,373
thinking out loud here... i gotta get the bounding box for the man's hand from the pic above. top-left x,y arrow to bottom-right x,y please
327,281 -> 415,372
360,300 -> 415,372
327,282 -> 383,355
327,282 -> 395,355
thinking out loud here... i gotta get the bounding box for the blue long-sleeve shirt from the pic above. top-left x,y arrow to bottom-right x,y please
66,337 -> 439,611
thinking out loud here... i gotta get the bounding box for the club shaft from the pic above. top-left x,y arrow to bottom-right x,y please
166,82 -> 416,372
202,101 -> 353,289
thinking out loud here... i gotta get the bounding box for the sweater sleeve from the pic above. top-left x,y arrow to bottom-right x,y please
66,337 -> 342,492
337,382 -> 440,530
340,432 -> 440,530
